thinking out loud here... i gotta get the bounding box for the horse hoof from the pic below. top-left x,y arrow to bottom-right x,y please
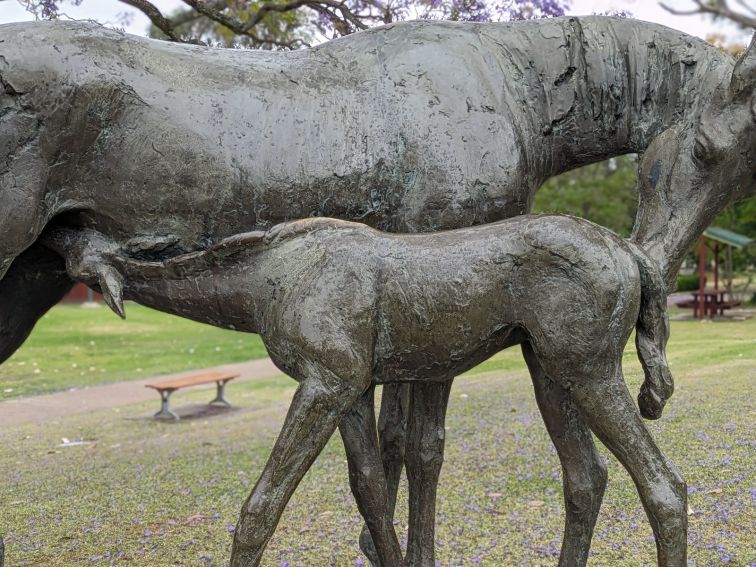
638,386 -> 665,420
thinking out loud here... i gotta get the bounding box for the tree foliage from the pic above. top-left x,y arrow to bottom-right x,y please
533,156 -> 639,237
20,0 -> 568,48
706,32 -> 748,57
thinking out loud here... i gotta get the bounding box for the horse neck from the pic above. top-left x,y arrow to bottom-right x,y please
523,16 -> 732,180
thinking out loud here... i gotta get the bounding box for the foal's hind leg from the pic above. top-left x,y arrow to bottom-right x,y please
340,386 -> 404,566
231,369 -> 366,567
522,343 -> 606,567
565,365 -> 687,566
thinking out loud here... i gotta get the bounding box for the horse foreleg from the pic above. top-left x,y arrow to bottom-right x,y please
340,386 -> 404,566
522,342 -> 606,567
230,372 -> 365,566
566,364 -> 687,566
404,380 -> 452,567
360,382 -> 410,564
0,242 -> 74,363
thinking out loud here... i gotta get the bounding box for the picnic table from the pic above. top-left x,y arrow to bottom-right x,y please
145,371 -> 239,420
677,289 -> 741,318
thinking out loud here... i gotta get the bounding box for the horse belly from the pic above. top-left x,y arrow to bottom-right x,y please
373,320 -> 521,384
372,253 -> 520,383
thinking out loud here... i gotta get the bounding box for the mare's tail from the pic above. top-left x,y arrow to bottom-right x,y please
627,242 -> 674,420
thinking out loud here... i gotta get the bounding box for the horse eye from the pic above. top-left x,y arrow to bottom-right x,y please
692,138 -> 709,164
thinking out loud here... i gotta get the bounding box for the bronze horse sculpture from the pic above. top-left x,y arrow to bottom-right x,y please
41,212 -> 675,566
1,15 -> 754,565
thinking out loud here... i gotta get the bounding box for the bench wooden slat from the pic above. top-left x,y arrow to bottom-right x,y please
145,371 -> 238,391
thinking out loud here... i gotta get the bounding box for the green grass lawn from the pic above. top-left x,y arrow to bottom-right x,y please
0,315 -> 754,565
0,304 -> 268,399
2,303 -> 752,402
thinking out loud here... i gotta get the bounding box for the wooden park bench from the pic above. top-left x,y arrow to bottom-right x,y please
145,371 -> 239,420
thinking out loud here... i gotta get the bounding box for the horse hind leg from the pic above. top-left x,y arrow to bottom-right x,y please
359,380 -> 452,567
359,382 -> 410,565
522,342 -> 607,567
562,362 -> 687,566
404,380 -> 453,567
340,386 -> 404,566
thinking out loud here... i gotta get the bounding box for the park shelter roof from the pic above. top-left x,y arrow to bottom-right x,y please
702,227 -> 754,249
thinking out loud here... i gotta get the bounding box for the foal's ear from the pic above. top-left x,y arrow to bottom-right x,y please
730,33 -> 756,100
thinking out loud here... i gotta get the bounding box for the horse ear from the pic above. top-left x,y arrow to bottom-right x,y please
730,33 -> 756,100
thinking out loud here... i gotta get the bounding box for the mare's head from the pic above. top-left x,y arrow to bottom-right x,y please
632,34 -> 756,289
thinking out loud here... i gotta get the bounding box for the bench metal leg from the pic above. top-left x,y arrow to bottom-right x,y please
154,389 -> 179,420
209,380 -> 232,408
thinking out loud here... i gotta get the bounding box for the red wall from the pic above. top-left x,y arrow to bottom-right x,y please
62,283 -> 103,303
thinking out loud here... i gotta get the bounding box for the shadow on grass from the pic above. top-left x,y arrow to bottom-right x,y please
126,403 -> 241,422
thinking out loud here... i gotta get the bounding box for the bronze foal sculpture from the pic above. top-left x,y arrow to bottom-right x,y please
42,212 -> 677,566
1,17 -> 754,566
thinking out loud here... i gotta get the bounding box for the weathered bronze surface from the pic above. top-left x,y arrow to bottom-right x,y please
632,32 -> 756,287
43,213 -> 678,566
1,16 -> 753,566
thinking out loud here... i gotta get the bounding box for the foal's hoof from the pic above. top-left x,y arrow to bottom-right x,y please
638,385 -> 665,420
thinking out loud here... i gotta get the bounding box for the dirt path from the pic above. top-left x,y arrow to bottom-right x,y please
0,358 -> 281,427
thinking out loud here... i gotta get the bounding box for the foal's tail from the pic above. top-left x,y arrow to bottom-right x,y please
627,242 -> 674,420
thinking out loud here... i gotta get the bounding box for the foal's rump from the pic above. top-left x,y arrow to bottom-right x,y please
366,214 -> 672,417
496,215 -> 673,419
505,216 -> 644,375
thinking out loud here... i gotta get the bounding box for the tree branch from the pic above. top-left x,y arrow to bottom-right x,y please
734,0 -> 756,18
661,0 -> 756,30
178,0 -> 312,46
118,0 -> 181,41
116,0 -> 306,47
182,0 -> 366,37
243,0 -> 312,31
170,0 -> 228,27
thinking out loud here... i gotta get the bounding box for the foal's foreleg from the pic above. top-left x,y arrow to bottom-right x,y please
522,343 -> 606,567
340,387 -> 404,567
405,380 -> 452,567
230,373 -> 365,566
